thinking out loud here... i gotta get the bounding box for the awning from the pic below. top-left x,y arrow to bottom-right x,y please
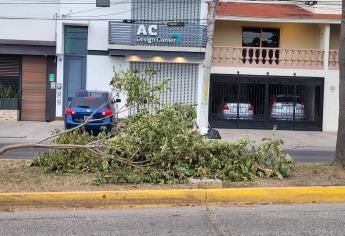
109,49 -> 205,59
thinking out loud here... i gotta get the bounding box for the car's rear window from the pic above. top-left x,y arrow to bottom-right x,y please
276,96 -> 302,103
76,91 -> 108,98
224,99 -> 250,104
71,97 -> 108,108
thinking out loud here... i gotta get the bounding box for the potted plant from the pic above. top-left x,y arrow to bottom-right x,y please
0,84 -> 19,110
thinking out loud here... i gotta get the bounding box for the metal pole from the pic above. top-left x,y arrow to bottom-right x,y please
199,0 -> 217,135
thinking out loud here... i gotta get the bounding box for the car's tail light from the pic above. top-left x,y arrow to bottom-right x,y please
272,97 -> 277,105
249,104 -> 254,112
223,104 -> 229,110
101,109 -> 113,117
65,108 -> 75,115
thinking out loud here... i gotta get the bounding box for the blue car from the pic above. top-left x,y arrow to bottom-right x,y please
64,90 -> 121,132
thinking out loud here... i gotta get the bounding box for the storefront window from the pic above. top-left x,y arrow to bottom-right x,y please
64,26 -> 88,55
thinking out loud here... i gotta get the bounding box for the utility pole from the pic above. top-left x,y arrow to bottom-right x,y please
199,0 -> 217,135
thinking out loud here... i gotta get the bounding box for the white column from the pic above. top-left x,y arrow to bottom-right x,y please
323,24 -> 330,71
198,0 -> 217,135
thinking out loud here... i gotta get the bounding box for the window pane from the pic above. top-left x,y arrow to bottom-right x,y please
242,27 -> 260,47
261,28 -> 280,48
64,26 -> 88,55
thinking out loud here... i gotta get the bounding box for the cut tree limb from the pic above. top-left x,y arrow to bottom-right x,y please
0,143 -> 102,156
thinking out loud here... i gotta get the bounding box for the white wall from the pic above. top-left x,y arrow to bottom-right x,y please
86,55 -> 129,118
323,70 -> 339,132
0,0 -> 58,42
196,64 -> 205,127
211,66 -> 327,78
200,0 -> 208,26
56,55 -> 64,117
58,1 -> 131,52
54,1 -> 131,117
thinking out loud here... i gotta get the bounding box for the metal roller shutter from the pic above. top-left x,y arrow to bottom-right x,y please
130,62 -> 198,115
0,56 -> 21,84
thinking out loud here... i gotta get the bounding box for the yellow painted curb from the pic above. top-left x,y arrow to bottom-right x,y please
1,186 -> 345,210
206,186 -> 345,205
0,189 -> 206,210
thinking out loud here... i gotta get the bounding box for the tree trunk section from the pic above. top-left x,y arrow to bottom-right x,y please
335,0 -> 345,166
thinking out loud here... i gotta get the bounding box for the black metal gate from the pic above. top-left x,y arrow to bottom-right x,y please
209,74 -> 324,131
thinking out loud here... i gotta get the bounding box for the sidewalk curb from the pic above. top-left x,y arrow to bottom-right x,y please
1,186 -> 345,210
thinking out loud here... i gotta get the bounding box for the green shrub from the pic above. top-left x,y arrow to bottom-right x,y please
32,105 -> 294,184
0,84 -> 19,98
32,129 -> 109,173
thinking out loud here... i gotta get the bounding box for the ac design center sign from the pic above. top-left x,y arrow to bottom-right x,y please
136,24 -> 181,45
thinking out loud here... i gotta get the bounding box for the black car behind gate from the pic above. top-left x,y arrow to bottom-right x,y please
209,74 -> 324,131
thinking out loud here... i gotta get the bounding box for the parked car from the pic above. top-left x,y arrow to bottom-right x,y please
271,95 -> 305,121
64,90 -> 121,132
221,99 -> 254,120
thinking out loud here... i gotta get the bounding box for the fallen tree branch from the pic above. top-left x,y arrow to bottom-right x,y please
0,143 -> 102,156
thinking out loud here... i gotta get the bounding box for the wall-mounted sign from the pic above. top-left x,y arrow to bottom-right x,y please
48,73 -> 55,82
136,24 -> 181,45
137,25 -> 158,36
108,22 -> 207,48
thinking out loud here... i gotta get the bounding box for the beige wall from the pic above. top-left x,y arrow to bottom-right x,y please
214,21 -> 322,49
330,24 -> 340,50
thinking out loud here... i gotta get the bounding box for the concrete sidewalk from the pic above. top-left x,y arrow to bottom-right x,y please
0,121 -> 337,162
0,121 -> 336,149
219,129 -> 336,150
219,129 -> 337,163
0,121 -> 64,142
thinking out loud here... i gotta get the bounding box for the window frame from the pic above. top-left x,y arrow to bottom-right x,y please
241,27 -> 281,48
64,25 -> 88,56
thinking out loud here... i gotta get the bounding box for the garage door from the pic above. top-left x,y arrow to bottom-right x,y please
21,56 -> 47,121
209,74 -> 324,131
130,62 -> 199,114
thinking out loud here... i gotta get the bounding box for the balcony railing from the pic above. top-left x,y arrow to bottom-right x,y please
329,50 -> 339,70
213,47 -> 325,69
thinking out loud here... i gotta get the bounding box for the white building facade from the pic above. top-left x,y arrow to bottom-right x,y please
55,0 -> 208,120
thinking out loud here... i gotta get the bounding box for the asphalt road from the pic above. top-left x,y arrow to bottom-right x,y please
1,203 -> 345,236
284,148 -> 335,163
0,143 -> 47,160
0,142 -> 336,163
